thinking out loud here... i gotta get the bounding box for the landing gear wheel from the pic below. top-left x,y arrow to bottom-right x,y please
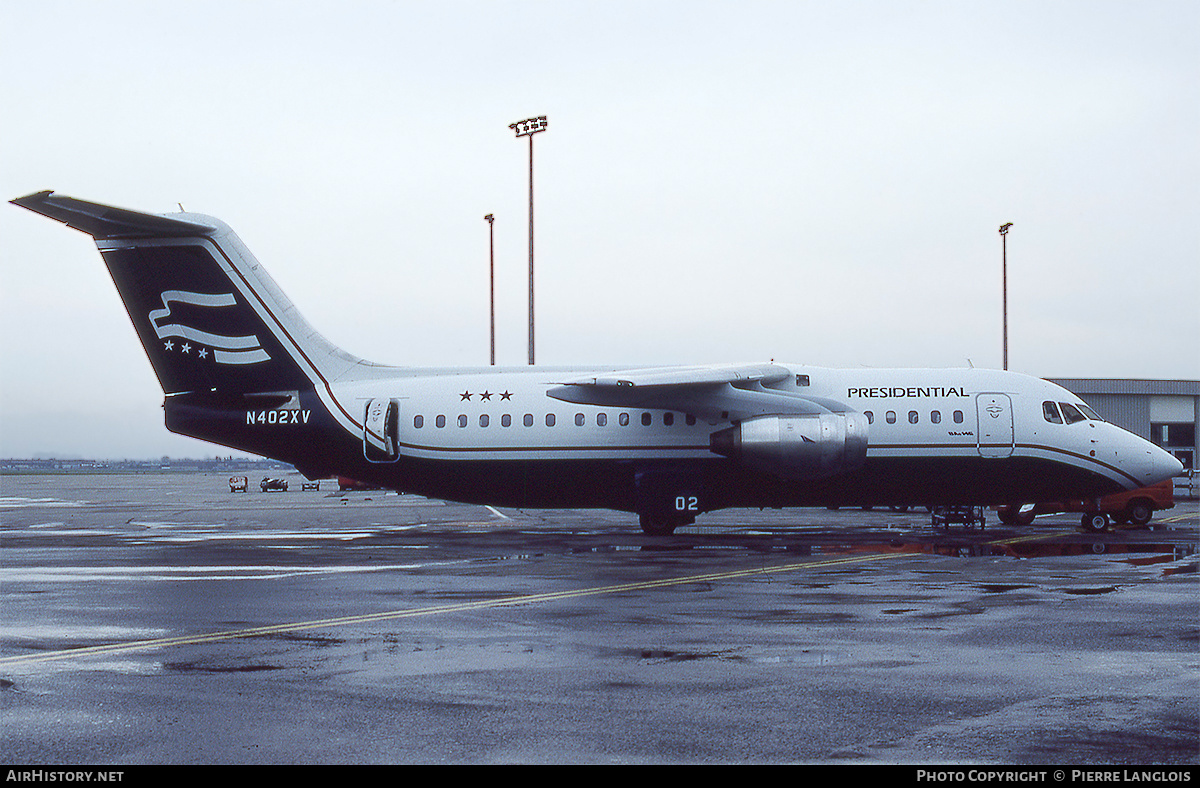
1127,501 -> 1153,526
1081,512 -> 1109,533
639,513 -> 679,536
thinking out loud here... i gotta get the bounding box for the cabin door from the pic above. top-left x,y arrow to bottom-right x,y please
976,393 -> 1014,458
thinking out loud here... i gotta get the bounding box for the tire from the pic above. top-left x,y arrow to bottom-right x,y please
1081,512 -> 1108,533
639,514 -> 678,536
1126,499 -> 1153,526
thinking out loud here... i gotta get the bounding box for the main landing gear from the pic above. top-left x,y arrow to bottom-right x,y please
638,512 -> 694,536
635,469 -> 701,536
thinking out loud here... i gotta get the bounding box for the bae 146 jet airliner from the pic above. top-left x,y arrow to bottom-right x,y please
11,191 -> 1182,534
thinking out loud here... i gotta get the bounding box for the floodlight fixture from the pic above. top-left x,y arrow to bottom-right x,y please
510,116 -> 548,137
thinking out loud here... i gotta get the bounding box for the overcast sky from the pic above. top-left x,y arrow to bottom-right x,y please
2,1 -> 1197,459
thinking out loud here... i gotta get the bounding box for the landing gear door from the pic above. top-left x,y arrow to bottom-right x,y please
364,398 -> 400,462
976,393 -> 1014,458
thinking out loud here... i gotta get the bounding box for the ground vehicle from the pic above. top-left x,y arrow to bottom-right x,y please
337,477 -> 382,491
229,476 -> 248,493
995,479 -> 1174,530
260,477 -> 289,492
931,505 -> 986,530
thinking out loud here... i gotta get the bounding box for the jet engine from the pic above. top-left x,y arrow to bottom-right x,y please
709,412 -> 868,479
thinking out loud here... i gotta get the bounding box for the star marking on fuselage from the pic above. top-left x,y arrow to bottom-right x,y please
164,340 -> 174,351
480,391 -> 492,401
500,391 -> 513,401
181,343 -> 191,354
460,391 -> 472,401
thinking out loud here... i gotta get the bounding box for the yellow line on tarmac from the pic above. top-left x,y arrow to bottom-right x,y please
984,531 -> 1067,548
0,551 -> 910,669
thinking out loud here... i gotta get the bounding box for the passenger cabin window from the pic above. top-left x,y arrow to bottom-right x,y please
480,415 -> 489,428
865,411 -> 874,424
575,413 -> 585,427
664,413 -> 674,426
886,411 -> 897,424
1043,401 -> 1063,424
501,414 -> 511,427
1059,403 -> 1087,424
619,413 -> 630,427
597,413 -> 608,427
458,414 -> 468,428
414,415 -> 424,429
641,413 -> 652,426
436,415 -> 446,428
523,414 -> 534,427
931,411 -> 941,424
908,411 -> 918,424
546,414 -> 555,427
953,411 -> 964,424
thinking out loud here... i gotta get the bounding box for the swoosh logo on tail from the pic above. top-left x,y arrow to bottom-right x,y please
148,290 -> 271,365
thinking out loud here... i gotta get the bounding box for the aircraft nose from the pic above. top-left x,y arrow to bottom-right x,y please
1151,446 -> 1185,482
1134,440 -> 1184,486
1115,428 -> 1183,486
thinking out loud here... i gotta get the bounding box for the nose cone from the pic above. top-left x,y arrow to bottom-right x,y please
1151,445 -> 1185,483
1135,441 -> 1184,486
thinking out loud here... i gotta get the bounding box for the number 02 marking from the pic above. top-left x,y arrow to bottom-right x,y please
675,496 -> 698,512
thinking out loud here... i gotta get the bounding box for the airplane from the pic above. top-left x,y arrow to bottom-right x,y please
11,191 -> 1184,534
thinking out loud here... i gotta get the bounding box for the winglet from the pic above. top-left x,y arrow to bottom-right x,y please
10,190 -> 216,239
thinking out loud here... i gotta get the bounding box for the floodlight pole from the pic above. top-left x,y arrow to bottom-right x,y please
510,115 -> 547,365
999,222 -> 1013,371
485,214 -> 495,365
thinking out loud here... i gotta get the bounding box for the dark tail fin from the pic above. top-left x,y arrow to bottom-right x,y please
11,191 -> 361,397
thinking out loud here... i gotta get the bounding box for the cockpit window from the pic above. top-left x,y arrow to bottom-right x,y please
1059,402 -> 1087,424
1042,401 -> 1063,424
1078,404 -> 1102,421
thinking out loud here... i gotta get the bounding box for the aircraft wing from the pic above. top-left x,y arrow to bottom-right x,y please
546,363 -> 856,422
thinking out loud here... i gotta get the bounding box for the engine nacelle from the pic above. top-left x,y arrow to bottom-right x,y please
709,413 -> 869,480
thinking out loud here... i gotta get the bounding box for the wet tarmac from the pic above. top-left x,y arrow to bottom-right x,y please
1,472 -> 1197,765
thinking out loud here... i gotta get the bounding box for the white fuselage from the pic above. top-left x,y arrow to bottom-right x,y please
328,364 -> 1178,495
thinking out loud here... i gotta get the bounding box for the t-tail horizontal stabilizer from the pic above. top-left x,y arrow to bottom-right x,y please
10,190 -> 217,239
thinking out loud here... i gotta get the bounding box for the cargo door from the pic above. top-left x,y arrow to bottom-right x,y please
363,398 -> 400,462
